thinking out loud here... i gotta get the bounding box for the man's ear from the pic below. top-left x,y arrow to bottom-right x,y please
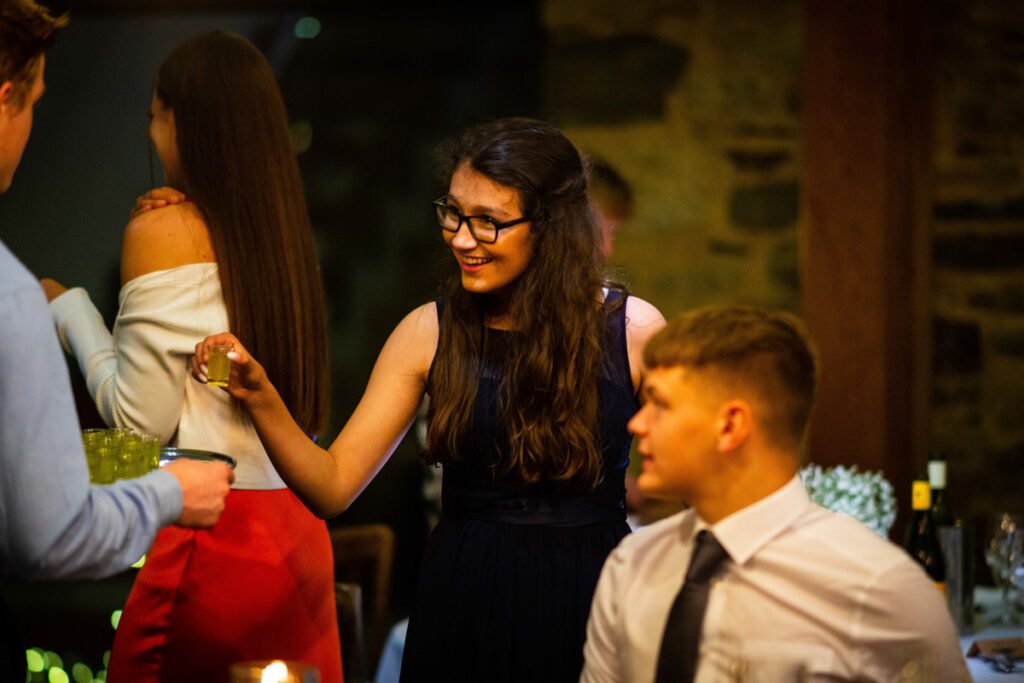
716,400 -> 752,452
0,81 -> 15,110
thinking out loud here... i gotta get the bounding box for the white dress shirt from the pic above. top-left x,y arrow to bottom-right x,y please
581,476 -> 970,682
49,263 -> 286,490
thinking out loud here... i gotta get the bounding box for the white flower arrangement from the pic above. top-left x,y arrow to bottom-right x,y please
799,464 -> 896,537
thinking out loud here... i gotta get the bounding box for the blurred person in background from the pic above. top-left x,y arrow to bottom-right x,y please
0,4 -> 232,682
586,154 -> 633,259
585,153 -> 683,529
40,31 -> 340,683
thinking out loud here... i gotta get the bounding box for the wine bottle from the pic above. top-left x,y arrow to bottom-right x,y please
927,456 -> 974,632
904,479 -> 947,595
928,457 -> 953,527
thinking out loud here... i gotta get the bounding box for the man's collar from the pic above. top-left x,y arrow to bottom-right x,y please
686,475 -> 811,566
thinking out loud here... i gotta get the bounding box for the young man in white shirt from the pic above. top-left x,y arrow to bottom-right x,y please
580,306 -> 969,682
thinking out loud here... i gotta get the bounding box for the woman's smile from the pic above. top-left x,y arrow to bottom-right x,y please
458,255 -> 494,272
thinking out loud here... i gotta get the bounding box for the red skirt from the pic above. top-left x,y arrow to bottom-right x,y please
107,488 -> 343,683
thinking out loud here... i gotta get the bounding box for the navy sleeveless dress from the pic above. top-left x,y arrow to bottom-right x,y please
399,290 -> 637,682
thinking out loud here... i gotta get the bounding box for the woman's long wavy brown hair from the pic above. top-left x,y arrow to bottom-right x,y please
154,32 -> 329,437
426,118 -> 609,488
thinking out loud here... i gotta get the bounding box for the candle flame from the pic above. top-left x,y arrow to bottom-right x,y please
261,660 -> 289,683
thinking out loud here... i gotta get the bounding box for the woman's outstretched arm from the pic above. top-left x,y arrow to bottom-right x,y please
193,302 -> 438,518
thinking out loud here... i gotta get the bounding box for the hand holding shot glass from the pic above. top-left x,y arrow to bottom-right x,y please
192,333 -> 268,399
194,337 -> 239,387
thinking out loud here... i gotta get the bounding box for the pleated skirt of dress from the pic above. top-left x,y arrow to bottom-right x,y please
399,516 -> 629,683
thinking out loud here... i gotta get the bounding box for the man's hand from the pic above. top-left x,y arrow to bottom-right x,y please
130,186 -> 187,219
162,460 -> 234,528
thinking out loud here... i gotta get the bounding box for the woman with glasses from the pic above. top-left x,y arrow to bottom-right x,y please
194,117 -> 665,682
41,32 -> 340,682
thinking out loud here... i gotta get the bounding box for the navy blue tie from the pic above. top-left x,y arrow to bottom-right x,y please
654,530 -> 729,683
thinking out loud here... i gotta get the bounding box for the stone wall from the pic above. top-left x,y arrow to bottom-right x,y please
541,0 -> 1024,531
542,0 -> 804,316
932,0 -> 1024,518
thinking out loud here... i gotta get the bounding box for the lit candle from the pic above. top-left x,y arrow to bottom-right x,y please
230,659 -> 319,683
261,660 -> 289,683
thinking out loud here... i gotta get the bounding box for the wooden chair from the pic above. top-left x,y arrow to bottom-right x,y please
330,524 -> 395,679
335,582 -> 368,683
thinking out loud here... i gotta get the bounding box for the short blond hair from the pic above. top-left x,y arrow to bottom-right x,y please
645,306 -> 818,449
0,0 -> 67,107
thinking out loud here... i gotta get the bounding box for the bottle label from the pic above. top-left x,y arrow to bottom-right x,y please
911,481 -> 932,511
928,461 -> 947,489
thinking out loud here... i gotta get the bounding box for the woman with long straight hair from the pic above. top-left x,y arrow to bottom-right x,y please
43,32 -> 340,682
193,117 -> 665,682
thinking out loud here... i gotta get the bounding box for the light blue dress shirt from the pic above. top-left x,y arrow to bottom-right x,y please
0,238 -> 181,581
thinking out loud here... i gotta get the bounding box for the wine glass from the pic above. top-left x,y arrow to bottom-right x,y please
984,512 -> 1023,624
1008,530 -> 1024,605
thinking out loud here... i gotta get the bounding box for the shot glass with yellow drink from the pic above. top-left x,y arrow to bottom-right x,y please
207,343 -> 233,388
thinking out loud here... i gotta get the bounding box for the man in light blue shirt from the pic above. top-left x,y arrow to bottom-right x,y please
0,2 -> 234,679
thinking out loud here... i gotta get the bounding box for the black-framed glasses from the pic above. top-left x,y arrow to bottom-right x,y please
433,197 -> 529,244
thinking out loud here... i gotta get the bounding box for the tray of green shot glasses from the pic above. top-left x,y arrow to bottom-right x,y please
82,428 -> 236,483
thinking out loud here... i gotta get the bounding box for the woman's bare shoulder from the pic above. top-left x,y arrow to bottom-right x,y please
121,202 -> 215,285
377,301 -> 440,377
623,296 -> 667,391
393,302 -> 440,347
624,295 -> 666,332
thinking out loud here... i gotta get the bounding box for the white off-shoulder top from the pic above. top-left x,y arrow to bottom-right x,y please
50,263 -> 286,490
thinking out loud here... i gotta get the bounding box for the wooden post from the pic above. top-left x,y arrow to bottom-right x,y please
801,0 -> 934,538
